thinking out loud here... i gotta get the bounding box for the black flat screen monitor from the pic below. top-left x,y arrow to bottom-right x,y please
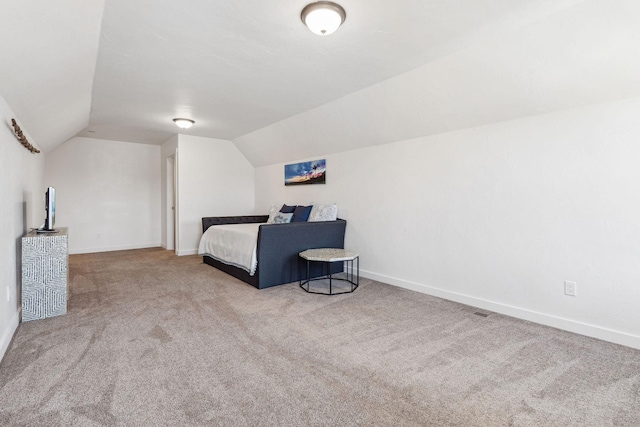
41,187 -> 56,231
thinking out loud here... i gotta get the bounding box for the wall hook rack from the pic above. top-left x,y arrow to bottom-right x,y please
11,118 -> 40,153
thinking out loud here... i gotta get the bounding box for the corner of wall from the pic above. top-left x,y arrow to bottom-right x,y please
0,310 -> 20,362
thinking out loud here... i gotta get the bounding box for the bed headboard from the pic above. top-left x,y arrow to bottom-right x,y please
202,215 -> 269,233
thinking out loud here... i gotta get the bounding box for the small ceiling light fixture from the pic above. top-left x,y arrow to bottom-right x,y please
301,1 -> 346,36
173,118 -> 195,129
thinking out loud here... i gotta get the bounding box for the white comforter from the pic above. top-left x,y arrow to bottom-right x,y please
198,223 -> 260,275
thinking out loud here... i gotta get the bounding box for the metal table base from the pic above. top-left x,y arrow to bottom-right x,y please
299,248 -> 359,295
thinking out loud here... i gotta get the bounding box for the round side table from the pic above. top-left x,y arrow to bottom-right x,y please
299,248 -> 359,295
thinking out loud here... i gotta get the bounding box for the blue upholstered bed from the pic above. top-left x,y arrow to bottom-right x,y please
201,215 -> 346,289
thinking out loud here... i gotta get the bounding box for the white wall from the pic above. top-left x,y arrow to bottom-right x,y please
0,94 -> 44,362
175,135 -> 255,255
255,97 -> 640,350
44,137 -> 161,254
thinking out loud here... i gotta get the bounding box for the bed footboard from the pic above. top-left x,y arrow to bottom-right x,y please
256,219 -> 347,289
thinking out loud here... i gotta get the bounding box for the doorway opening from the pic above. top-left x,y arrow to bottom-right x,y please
166,154 -> 177,253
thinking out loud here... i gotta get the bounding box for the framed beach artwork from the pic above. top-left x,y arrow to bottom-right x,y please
284,159 -> 326,186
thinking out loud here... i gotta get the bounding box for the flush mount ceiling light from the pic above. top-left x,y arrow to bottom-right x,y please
173,118 -> 194,129
301,1 -> 346,36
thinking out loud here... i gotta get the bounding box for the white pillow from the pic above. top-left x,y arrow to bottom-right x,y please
266,204 -> 281,224
273,212 -> 293,224
308,204 -> 338,222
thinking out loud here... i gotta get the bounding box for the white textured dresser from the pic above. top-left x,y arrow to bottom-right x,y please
21,227 -> 69,322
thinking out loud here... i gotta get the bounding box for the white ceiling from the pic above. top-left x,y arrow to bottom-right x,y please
2,0 -> 639,166
237,0 -> 640,166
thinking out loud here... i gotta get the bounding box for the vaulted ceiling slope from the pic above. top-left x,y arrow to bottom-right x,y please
2,1 -> 639,164
0,1 -> 105,153
236,0 -> 640,166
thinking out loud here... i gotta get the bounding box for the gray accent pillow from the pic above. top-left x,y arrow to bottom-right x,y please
273,212 -> 293,224
267,204 -> 281,224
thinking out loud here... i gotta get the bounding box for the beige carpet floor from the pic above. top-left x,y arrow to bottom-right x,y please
0,247 -> 639,426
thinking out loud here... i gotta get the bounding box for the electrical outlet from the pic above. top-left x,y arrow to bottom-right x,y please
6,286 -> 10,302
564,281 -> 577,296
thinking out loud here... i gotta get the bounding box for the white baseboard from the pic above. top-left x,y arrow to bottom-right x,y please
360,269 -> 640,350
0,309 -> 20,363
177,249 -> 199,256
69,243 -> 162,255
